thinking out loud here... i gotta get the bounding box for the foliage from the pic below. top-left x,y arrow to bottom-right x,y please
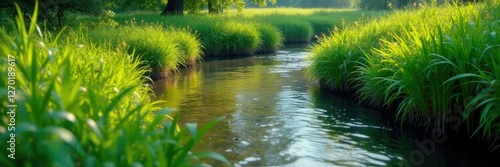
306,0 -> 500,147
2,0 -> 106,28
358,0 -> 390,10
255,23 -> 283,53
197,20 -> 261,56
111,0 -> 168,11
86,23 -> 203,78
185,0 -> 277,13
113,8 -> 384,57
263,17 -> 313,43
264,0 -> 353,8
0,3 -> 229,166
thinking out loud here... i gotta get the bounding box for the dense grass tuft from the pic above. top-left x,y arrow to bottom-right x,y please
166,28 -> 203,67
200,21 -> 261,56
307,1 -> 500,146
262,17 -> 314,43
255,23 -> 283,53
86,24 -> 202,78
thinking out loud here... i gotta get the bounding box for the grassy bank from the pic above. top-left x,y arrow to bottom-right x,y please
86,24 -> 202,79
113,8 -> 385,57
306,1 -> 500,147
71,8 -> 384,77
0,5 -> 228,166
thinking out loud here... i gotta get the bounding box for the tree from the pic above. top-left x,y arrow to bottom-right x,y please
161,0 -> 184,15
2,0 -> 104,28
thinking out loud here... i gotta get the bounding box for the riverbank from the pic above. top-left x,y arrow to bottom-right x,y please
0,6 -> 384,166
0,5 -> 229,166
306,1 -> 500,151
77,8 -> 385,78
113,8 -> 386,51
151,44 -> 500,166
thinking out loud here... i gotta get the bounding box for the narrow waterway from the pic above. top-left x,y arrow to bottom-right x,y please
153,44 -> 499,167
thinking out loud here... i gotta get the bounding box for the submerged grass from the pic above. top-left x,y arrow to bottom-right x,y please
0,3 -> 229,166
307,1 -> 500,147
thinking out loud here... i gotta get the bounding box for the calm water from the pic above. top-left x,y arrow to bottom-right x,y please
153,45 -> 499,167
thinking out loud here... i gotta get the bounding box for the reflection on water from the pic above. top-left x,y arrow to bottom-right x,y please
153,45 -> 499,167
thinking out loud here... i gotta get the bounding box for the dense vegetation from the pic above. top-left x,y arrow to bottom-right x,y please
0,4 -> 229,166
0,2 -> 384,166
2,0 -> 497,166
112,9 -> 383,57
86,24 -> 202,79
307,0 -> 500,149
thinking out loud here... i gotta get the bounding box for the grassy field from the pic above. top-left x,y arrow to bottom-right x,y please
306,1 -> 500,146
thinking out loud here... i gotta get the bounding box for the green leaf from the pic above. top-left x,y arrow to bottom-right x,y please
103,86 -> 137,121
85,156 -> 97,167
16,122 -> 37,132
185,123 -> 198,140
196,116 -> 226,142
445,73 -> 481,84
194,151 -> 232,166
40,126 -> 84,156
43,111 -> 78,124
86,118 -> 103,142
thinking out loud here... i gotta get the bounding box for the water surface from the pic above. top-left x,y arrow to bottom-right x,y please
153,45 -> 499,167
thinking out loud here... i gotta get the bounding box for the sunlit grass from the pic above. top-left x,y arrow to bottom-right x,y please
223,8 -> 359,17
255,23 -> 283,53
0,3 -> 229,166
86,23 -> 202,78
166,28 -> 203,67
307,0 -> 500,147
113,8 -> 385,57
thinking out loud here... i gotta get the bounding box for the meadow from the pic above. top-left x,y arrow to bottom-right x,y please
306,0 -> 500,148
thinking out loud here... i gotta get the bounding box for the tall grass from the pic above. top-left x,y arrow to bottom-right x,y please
112,9 -> 384,57
86,23 -> 202,78
0,3 -> 229,166
255,23 -> 283,53
307,1 -> 500,148
259,16 -> 314,43
197,21 -> 261,56
166,28 -> 203,67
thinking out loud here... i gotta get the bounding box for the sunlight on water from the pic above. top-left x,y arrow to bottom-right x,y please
153,44 -> 498,167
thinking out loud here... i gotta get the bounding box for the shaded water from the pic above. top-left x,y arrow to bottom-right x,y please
153,45 -> 499,167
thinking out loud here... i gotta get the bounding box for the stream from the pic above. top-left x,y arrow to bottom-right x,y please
152,44 -> 499,167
